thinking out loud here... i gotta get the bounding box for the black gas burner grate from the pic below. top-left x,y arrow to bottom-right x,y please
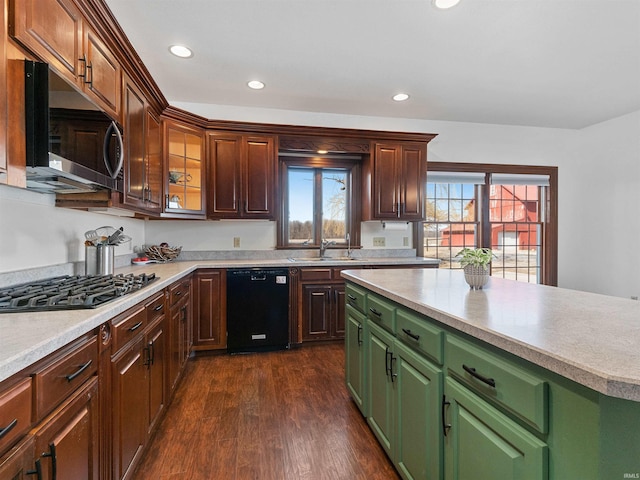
0,273 -> 157,313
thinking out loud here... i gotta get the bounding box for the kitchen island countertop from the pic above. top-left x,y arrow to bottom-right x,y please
0,257 -> 437,383
341,268 -> 640,401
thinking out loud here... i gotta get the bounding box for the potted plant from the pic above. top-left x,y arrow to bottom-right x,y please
456,247 -> 494,289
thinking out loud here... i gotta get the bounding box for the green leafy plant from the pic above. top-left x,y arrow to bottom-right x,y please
455,247 -> 495,268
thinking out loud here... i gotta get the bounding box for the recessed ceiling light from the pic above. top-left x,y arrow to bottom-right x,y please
432,0 -> 460,9
393,93 -> 410,102
317,150 -> 328,154
247,80 -> 265,90
169,45 -> 193,58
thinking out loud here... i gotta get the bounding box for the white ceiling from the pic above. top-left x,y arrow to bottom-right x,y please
105,0 -> 640,129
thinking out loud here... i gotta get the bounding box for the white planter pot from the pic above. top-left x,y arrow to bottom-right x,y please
463,265 -> 489,290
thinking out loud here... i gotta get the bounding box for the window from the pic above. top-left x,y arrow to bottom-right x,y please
423,163 -> 557,286
278,155 -> 360,248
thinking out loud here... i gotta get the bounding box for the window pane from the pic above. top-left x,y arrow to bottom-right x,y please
288,169 -> 314,243
489,183 -> 542,283
322,170 -> 347,242
424,182 -> 478,268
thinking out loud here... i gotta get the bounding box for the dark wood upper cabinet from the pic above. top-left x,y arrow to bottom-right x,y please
121,75 -> 162,214
10,0 -> 121,121
163,120 -> 205,217
122,78 -> 145,208
83,27 -> 120,118
0,1 -> 7,185
363,142 -> 427,221
10,0 -> 82,79
145,110 -> 163,211
207,132 -> 276,219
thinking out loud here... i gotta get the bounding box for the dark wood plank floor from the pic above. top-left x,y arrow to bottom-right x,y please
132,343 -> 399,480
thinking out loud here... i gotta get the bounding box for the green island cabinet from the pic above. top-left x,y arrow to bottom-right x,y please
344,281 -> 640,480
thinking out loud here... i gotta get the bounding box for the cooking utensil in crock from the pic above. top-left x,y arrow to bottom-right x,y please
106,227 -> 124,245
84,229 -> 99,243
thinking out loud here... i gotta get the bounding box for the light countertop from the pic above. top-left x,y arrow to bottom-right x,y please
341,268 -> 640,402
0,257 -> 437,383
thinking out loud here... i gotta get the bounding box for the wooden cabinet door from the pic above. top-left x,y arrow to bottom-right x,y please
395,342 -> 442,480
0,1 -> 6,182
168,296 -> 191,393
207,133 -> 241,217
302,282 -> 345,342
165,121 -> 205,215
399,144 -> 426,220
443,377 -> 547,480
373,144 -> 401,219
345,306 -> 365,415
0,378 -> 32,456
83,26 -> 120,119
145,109 -> 163,212
207,133 -> 276,219
367,321 -> 395,458
146,317 -> 166,435
111,338 -> 147,480
11,0 -> 83,82
302,284 -> 332,341
122,78 -> 146,209
0,436 -> 38,480
168,304 -> 184,391
193,270 -> 226,350
370,142 -> 427,220
244,136 -> 276,218
333,284 -> 346,338
32,377 -> 99,480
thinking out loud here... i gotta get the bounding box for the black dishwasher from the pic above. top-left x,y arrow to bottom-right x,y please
226,268 -> 290,353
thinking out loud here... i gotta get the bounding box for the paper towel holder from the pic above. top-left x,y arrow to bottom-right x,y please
381,221 -> 409,231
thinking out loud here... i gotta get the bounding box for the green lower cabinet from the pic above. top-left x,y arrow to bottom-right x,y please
367,320 -> 443,480
345,305 -> 366,416
367,321 -> 395,457
395,341 -> 443,480
444,377 -> 548,480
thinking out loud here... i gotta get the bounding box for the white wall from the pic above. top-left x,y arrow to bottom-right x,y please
557,110 -> 640,298
3,104 -> 639,298
0,185 -> 144,273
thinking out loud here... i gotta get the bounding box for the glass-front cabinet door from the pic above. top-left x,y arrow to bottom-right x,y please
164,119 -> 205,216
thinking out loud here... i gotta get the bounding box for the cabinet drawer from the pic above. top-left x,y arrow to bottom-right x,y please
300,268 -> 333,282
345,283 -> 367,314
396,308 -> 444,365
169,279 -> 191,306
445,335 -> 548,433
112,305 -> 146,352
146,291 -> 166,323
0,378 -> 32,454
33,337 -> 98,420
367,293 -> 395,333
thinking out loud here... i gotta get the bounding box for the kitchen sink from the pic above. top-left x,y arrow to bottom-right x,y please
287,257 -> 365,262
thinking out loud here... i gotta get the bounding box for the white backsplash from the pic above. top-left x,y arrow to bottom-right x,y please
144,219 -> 414,251
0,185 -> 144,275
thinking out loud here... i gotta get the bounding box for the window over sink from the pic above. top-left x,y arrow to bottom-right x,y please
278,154 -> 361,249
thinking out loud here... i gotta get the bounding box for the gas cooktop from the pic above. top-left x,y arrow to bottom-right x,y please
0,273 -> 157,313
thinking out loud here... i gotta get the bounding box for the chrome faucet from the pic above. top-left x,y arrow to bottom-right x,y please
346,233 -> 352,258
320,239 -> 336,258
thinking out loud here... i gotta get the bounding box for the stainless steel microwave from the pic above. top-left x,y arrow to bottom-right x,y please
24,60 -> 124,194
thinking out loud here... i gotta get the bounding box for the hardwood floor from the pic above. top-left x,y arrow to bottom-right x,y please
132,343 -> 399,480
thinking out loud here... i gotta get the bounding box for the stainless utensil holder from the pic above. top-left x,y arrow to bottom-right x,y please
85,244 -> 115,275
